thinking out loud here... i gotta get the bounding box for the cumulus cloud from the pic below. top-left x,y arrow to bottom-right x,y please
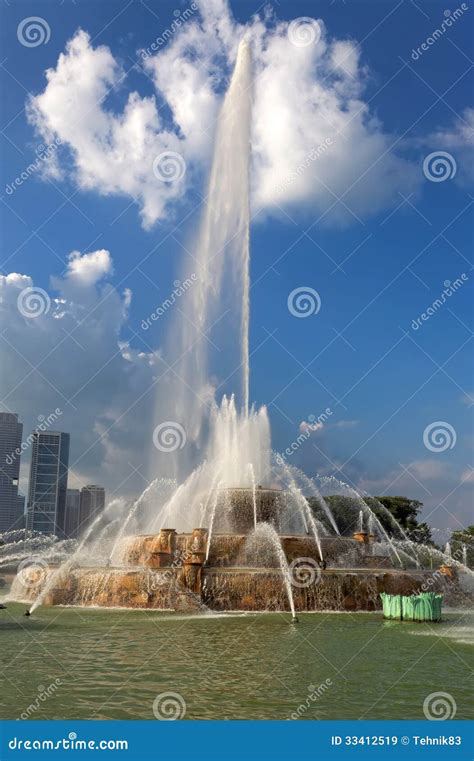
0,252 -> 162,498
27,0 -> 420,228
64,249 -> 113,286
27,29 -> 187,227
420,107 -> 474,186
402,459 -> 448,481
299,420 -> 324,434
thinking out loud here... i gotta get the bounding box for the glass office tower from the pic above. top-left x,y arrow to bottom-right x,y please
26,431 -> 70,536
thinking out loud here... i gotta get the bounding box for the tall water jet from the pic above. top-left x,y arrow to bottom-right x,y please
155,39 -> 253,482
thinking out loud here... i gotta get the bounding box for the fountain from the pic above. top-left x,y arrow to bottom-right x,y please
5,40 -> 469,617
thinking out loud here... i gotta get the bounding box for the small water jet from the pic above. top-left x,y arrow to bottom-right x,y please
245,523 -> 296,620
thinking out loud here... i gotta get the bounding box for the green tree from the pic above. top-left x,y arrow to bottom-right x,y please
372,496 -> 423,532
309,494 -> 434,544
449,525 -> 474,568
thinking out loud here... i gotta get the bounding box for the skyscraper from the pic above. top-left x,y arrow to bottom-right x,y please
65,488 -> 81,538
0,413 -> 23,532
26,431 -> 70,536
79,485 -> 105,533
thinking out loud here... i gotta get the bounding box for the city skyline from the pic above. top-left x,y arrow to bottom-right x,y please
0,411 -> 106,535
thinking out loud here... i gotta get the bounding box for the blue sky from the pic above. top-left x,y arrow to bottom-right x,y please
0,0 -> 472,535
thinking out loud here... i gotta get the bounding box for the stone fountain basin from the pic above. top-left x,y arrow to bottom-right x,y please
12,561 -> 444,614
119,533 -> 362,568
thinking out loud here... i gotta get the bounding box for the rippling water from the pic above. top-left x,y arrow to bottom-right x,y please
0,603 -> 472,720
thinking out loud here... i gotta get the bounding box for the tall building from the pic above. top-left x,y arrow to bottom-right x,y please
79,485 -> 105,533
0,413 -> 23,532
65,488 -> 81,538
26,431 -> 70,536
15,494 -> 26,530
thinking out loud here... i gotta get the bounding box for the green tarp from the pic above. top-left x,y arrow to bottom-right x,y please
380,592 -> 442,622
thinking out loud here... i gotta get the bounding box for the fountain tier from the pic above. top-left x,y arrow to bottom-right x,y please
13,526 -> 451,613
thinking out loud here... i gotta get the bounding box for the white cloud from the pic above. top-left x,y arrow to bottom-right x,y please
28,29 -> 187,228
402,459 -> 448,481
64,249 -> 113,286
421,107 -> 474,186
0,252 -> 163,498
299,420 -> 324,434
27,1 -> 421,228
